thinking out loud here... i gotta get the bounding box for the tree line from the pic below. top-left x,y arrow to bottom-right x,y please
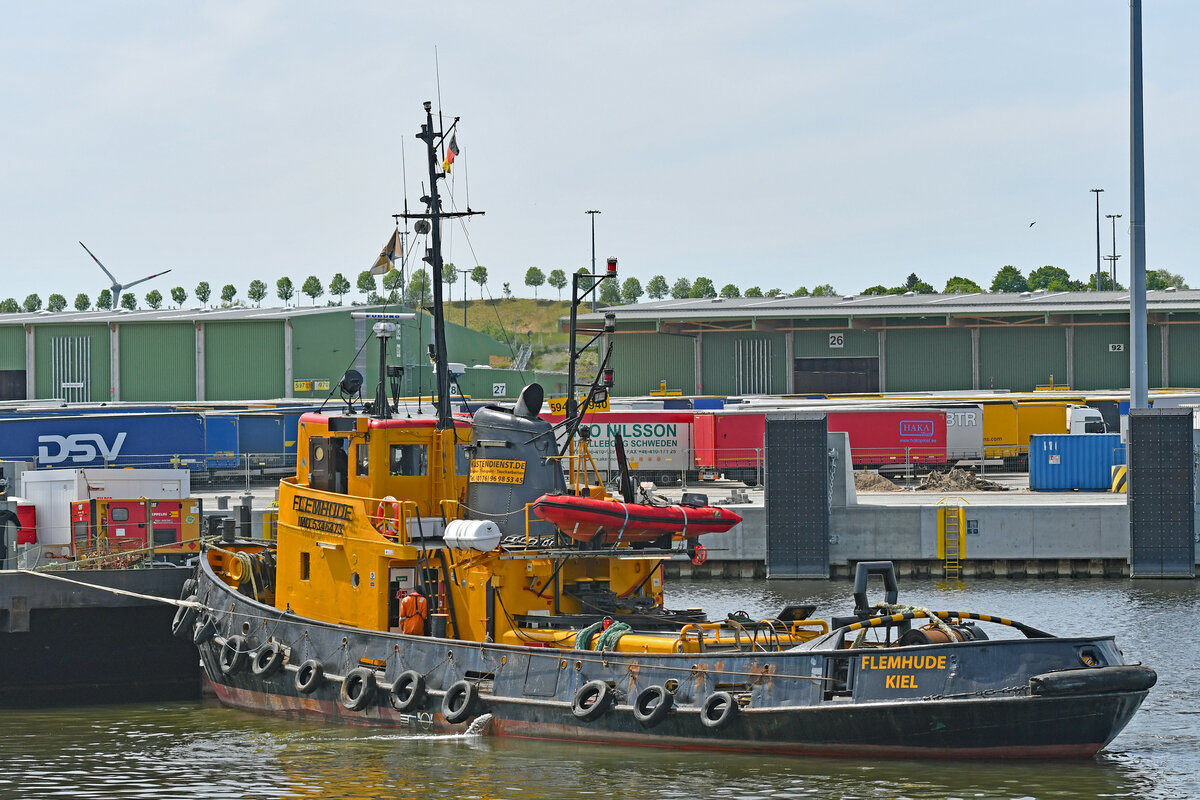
0,265 -> 494,314
3,261 -> 1188,315
519,264 -> 1189,306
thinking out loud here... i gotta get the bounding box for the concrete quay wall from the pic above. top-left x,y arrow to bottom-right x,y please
669,499 -> 1181,580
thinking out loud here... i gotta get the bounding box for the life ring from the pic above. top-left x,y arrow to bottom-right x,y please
390,670 -> 426,712
193,615 -> 218,645
442,679 -> 479,724
571,680 -> 613,722
295,659 -> 325,694
700,691 -> 737,730
251,641 -> 285,677
376,496 -> 401,538
633,685 -> 673,728
688,543 -> 708,566
219,635 -> 250,675
341,667 -> 378,711
171,596 -> 199,639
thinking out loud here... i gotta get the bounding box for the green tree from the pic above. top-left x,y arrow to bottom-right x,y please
765,288 -> 782,297
74,293 -> 90,311
247,279 -> 267,306
471,265 -> 488,296
862,285 -> 891,295
548,268 -> 568,300
792,286 -> 810,296
690,277 -> 717,298
1147,269 -> 1188,290
0,298 -> 18,313
990,265 -> 1028,293
220,284 -> 237,304
903,273 -> 934,294
195,281 -> 212,305
502,282 -> 513,300
276,276 -> 295,305
621,277 -> 644,304
1027,266 -> 1074,292
524,266 -> 546,299
47,293 -> 67,312
170,286 -> 187,306
598,279 -> 621,305
574,267 -> 594,299
330,272 -> 351,304
23,294 -> 42,312
442,262 -> 457,303
97,289 -> 113,309
144,289 -> 163,309
670,277 -> 691,299
744,286 -> 763,297
942,276 -> 984,294
302,275 -> 324,305
404,268 -> 430,308
719,283 -> 740,298
356,270 -> 376,298
120,292 -> 137,310
381,269 -> 403,300
646,275 -> 669,300
1086,273 -> 1124,291
811,284 -> 837,296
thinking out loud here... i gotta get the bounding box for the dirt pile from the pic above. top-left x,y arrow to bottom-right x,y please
918,468 -> 1007,492
854,471 -> 904,492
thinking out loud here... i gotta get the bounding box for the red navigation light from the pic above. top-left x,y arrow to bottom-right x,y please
602,368 -> 615,387
606,257 -> 618,276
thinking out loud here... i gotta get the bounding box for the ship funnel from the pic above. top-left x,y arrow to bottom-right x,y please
513,383 -> 544,420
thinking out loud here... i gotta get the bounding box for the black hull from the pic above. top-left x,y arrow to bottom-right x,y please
192,558 -> 1148,759
1,568 -> 201,707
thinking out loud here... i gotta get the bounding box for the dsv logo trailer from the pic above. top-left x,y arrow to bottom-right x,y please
37,433 -> 128,465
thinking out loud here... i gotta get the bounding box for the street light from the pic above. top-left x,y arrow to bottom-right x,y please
586,210 -> 601,312
1106,213 -> 1123,288
1090,189 -> 1104,290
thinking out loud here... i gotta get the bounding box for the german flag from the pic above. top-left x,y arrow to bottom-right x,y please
442,133 -> 460,173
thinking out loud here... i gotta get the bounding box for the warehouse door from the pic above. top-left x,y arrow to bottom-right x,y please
0,370 -> 25,400
793,357 -> 878,394
51,335 -> 91,402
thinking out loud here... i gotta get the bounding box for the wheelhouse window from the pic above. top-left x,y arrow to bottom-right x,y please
455,445 -> 472,477
356,444 -> 370,476
389,444 -> 428,476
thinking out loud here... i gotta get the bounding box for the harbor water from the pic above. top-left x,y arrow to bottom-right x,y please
1,577 -> 1196,800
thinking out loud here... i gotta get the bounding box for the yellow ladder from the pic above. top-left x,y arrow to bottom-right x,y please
937,497 -> 966,579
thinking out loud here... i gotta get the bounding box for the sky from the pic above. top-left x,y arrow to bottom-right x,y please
2,1 -> 1198,308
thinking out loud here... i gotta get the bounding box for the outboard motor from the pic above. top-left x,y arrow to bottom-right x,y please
466,384 -> 565,538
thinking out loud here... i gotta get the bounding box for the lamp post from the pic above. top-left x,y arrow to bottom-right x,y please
1090,188 -> 1104,290
1106,213 -> 1123,288
586,210 -> 601,312
457,267 -> 471,329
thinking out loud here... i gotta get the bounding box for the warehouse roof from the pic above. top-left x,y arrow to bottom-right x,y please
0,304 -> 398,325
578,289 -> 1200,325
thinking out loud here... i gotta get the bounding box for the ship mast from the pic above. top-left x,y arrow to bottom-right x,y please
399,100 -> 483,430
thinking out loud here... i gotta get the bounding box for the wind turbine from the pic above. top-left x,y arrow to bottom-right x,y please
78,242 -> 172,310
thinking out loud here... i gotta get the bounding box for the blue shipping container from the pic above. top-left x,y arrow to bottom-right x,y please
1029,434 -> 1126,491
0,412 -> 208,470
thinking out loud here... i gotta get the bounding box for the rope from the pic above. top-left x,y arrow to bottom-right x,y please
593,621 -> 632,651
15,569 -> 201,610
573,619 -> 605,650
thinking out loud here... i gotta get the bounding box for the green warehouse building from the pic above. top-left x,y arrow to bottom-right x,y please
0,305 -> 565,404
586,289 -> 1200,397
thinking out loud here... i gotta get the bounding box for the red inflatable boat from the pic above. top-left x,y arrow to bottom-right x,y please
531,494 -> 742,544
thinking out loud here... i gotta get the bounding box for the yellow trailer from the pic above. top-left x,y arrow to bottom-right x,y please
981,400 -> 1075,463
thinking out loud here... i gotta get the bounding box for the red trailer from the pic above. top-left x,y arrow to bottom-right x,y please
695,409 -> 948,482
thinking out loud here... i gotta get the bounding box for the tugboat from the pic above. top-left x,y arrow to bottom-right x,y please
179,102 -> 1155,758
